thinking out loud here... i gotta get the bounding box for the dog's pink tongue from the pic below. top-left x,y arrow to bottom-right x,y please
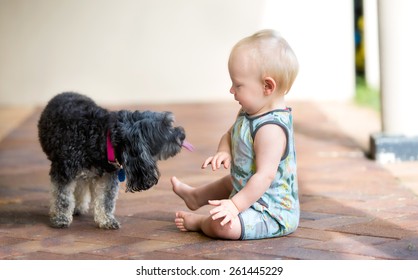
182,140 -> 194,152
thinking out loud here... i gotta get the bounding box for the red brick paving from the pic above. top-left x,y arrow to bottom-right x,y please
0,102 -> 417,260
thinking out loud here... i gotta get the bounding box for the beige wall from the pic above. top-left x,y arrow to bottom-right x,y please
0,0 -> 355,106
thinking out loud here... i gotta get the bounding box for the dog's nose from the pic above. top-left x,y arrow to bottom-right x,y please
176,126 -> 186,141
175,127 -> 193,151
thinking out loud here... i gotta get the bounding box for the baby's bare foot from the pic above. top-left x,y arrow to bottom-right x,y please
171,176 -> 200,210
175,211 -> 205,232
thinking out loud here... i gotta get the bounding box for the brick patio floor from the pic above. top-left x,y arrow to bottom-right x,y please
0,101 -> 417,260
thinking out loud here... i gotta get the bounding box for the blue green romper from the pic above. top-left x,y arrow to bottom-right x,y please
230,108 -> 300,240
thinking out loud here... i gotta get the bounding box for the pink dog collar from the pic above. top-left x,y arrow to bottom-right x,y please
107,131 -> 122,169
107,131 -> 125,182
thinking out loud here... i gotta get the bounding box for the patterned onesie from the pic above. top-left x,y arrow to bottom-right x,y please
230,108 -> 300,240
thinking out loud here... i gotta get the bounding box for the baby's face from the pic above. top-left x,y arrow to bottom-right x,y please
228,49 -> 266,115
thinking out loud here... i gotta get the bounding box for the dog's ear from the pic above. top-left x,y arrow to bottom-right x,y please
123,142 -> 160,192
120,118 -> 161,192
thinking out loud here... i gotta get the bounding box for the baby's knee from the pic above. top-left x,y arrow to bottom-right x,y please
204,218 -> 241,240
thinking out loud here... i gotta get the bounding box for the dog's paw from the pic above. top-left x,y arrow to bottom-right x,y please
50,215 -> 72,228
98,218 -> 121,230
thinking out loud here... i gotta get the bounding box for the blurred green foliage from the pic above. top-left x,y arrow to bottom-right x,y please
355,75 -> 380,111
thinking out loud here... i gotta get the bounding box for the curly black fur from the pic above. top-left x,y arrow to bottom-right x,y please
38,92 -> 187,229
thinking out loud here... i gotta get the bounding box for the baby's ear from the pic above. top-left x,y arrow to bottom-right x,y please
263,77 -> 276,95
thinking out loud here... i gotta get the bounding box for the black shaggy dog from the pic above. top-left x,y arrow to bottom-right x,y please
38,92 -> 193,229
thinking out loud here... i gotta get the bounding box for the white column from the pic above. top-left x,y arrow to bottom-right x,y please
371,0 -> 418,163
378,0 -> 418,136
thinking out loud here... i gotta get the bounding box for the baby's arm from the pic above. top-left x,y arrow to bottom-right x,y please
210,124 -> 287,226
202,110 -> 242,171
202,127 -> 232,171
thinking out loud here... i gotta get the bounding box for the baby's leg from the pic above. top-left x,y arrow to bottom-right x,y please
175,211 -> 241,240
172,175 -> 232,210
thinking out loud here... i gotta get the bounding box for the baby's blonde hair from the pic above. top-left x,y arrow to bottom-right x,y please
230,29 -> 299,95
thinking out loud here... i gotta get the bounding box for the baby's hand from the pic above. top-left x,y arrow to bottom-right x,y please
202,152 -> 231,171
208,199 -> 239,228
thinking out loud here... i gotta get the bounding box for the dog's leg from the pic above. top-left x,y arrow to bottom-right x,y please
92,173 -> 120,229
49,180 -> 76,228
74,179 -> 91,215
